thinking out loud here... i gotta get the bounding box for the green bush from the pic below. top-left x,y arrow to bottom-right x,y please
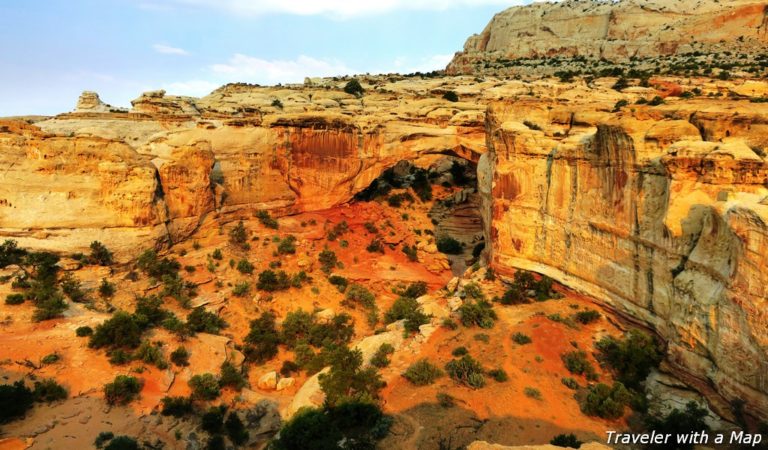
384,296 -> 430,333
596,329 -> 662,389
459,299 -> 497,328
0,381 -> 33,423
550,433 -> 582,448
328,275 -> 348,292
370,343 -> 395,368
225,413 -> 249,445
133,295 -> 168,329
170,347 -> 190,367
98,278 -> 115,299
5,293 -> 24,305
219,361 -> 246,391
318,346 -> 384,407
256,269 -> 291,291
187,307 -> 226,334
201,405 -> 226,433
236,258 -> 254,274
445,355 -> 485,388
0,240 -> 27,268
578,382 -> 631,419
307,313 -> 354,347
256,210 -> 279,229
561,350 -> 598,381
561,377 -> 580,390
104,436 -> 139,450
76,326 -> 93,337
395,281 -> 428,299
499,286 -> 526,305
107,349 -> 133,365
402,244 -> 418,262
403,359 -> 444,386
344,284 -> 376,309
343,79 -> 364,96
89,312 -> 142,349
512,332 -> 532,345
104,375 -> 142,405
648,95 -> 665,106
32,378 -> 69,403
365,238 -> 385,254
229,220 -> 249,248
442,91 -> 459,102
60,272 -> 88,303
524,387 -> 542,400
277,236 -> 297,255
188,373 -> 220,400
137,249 -> 180,279
436,236 -> 463,254
89,241 -> 113,266
94,431 -> 115,448
612,99 -> 629,112
452,346 -> 468,357
280,360 -> 300,377
574,309 -> 600,324
318,249 -> 338,274
243,312 -> 280,363
161,396 -> 193,417
232,281 -> 250,297
644,402 -> 710,450
134,341 -> 168,369
488,368 -> 509,382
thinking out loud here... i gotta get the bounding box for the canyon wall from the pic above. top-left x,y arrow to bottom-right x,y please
482,97 -> 768,420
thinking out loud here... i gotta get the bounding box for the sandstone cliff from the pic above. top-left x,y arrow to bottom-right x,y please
447,0 -> 768,76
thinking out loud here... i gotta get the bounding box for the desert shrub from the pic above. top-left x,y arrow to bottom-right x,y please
452,346 -> 469,357
384,296 -> 430,333
160,273 -> 197,307
280,360 -> 300,377
107,349 -> 133,365
60,272 -> 88,303
551,433 -> 582,448
445,355 -> 485,388
232,281 -> 250,297
229,220 -> 249,248
437,392 -> 455,408
201,405 -> 226,433
94,431 -> 115,448
524,387 -> 542,400
0,240 -> 27,268
0,381 -> 34,423
236,258 -> 254,274
104,375 -> 142,405
648,95 -> 665,106
271,401 -> 390,450
219,361 -> 246,391
89,241 -> 113,266
561,350 -> 598,380
370,343 -> 395,368
170,347 -> 190,366
318,345 -> 384,407
328,275 -> 348,292
104,436 -> 139,450
344,284 -> 376,309
612,77 -> 629,91
243,312 -> 280,363
225,413 -> 249,445
488,368 -> 509,382
256,210 -> 279,229
402,244 -> 418,262
574,309 -> 600,324
271,98 -> 284,109
137,249 -> 180,279
326,221 -> 349,241
5,293 -> 24,305
512,332 -> 532,345
318,248 -> 338,274
161,396 -> 193,417
98,278 -> 115,299
186,307 -> 226,334
596,329 -> 662,389
277,235 -> 297,255
612,99 -> 629,112
343,79 -> 364,96
459,299 -> 497,328
365,238 -> 385,254
561,377 -> 580,390
76,326 -> 93,337
403,359 -> 444,386
256,269 -> 291,291
395,281 -> 428,299
280,309 -> 314,348
133,295 -> 168,329
578,382 -> 631,419
307,313 -> 355,347
188,373 -> 220,400
442,90 -> 459,102
134,341 -> 168,369
436,235 -> 462,254
441,318 -> 458,330
644,401 -> 710,450
90,312 -> 142,349
33,378 -> 67,403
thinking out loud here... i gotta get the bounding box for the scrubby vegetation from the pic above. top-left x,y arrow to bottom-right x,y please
458,298 -> 497,328
445,354 -> 486,389
104,375 -> 142,405
403,359 -> 444,386
577,382 -> 631,419
596,329 -> 662,389
561,350 -> 598,381
644,402 -> 710,450
384,295 -> 430,333
550,433 -> 582,448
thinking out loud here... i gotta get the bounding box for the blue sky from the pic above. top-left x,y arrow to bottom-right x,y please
0,0 -> 530,116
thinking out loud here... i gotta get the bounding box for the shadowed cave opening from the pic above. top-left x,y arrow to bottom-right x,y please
354,155 -> 484,275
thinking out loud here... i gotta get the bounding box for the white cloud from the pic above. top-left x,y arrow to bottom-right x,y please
161,0 -> 525,17
153,44 -> 189,55
211,54 -> 355,84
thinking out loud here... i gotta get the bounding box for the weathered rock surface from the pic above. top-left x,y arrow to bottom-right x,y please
482,94 -> 768,420
448,0 -> 768,74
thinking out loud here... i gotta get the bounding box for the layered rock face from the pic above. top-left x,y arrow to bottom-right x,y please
448,0 -> 768,74
482,96 -> 768,419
